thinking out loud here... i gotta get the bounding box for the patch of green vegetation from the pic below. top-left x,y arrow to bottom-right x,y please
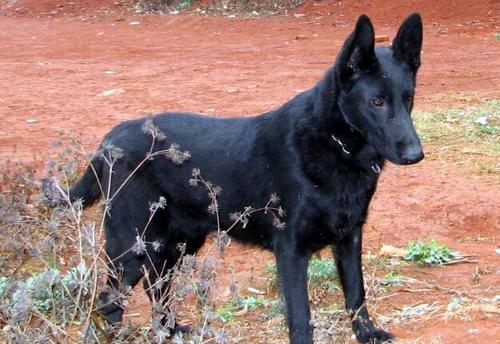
0,264 -> 88,318
215,295 -> 268,323
0,276 -> 8,299
265,299 -> 286,318
316,304 -> 344,315
27,269 -> 64,313
447,296 -> 470,311
413,99 -> 499,173
176,0 -> 193,10
266,257 -> 339,287
381,272 -> 416,286
215,307 -> 235,323
403,239 -> 461,265
495,32 -> 500,40
414,99 -> 499,143
307,257 -> 338,284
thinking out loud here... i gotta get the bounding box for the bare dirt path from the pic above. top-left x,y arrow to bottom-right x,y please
0,0 -> 499,342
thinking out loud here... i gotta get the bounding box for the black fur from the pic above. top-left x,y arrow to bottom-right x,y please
61,14 -> 424,343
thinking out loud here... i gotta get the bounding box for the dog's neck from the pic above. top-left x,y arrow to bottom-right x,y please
328,110 -> 383,175
307,72 -> 384,176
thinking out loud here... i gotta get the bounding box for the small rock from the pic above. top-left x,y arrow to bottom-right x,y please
474,116 -> 488,125
97,88 -> 125,97
129,21 -> 141,25
26,118 -> 38,124
247,287 -> 266,295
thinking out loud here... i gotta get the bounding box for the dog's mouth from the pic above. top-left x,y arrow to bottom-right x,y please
400,153 -> 425,165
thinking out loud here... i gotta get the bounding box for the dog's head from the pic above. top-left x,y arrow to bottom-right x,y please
335,14 -> 424,165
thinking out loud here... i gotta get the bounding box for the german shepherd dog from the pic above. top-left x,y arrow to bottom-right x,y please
50,13 -> 424,343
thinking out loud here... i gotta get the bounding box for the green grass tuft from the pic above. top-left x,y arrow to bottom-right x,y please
266,257 -> 338,288
403,239 -> 461,265
413,99 -> 499,174
307,257 -> 338,284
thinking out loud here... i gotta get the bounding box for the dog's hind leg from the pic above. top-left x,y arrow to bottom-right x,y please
98,253 -> 145,323
97,207 -> 157,323
142,234 -> 206,334
142,242 -> 183,333
332,227 -> 394,343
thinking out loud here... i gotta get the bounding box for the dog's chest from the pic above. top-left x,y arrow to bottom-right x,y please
297,172 -> 378,248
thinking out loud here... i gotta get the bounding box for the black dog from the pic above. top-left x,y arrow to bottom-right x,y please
57,13 -> 423,343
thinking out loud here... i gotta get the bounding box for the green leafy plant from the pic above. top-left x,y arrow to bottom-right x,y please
266,257 -> 338,287
403,239 -> 461,265
215,307 -> 235,323
215,295 -> 267,322
176,0 -> 193,10
307,257 -> 337,284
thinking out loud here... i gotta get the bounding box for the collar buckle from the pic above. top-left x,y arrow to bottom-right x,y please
370,161 -> 381,174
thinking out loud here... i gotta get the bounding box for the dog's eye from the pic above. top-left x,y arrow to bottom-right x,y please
371,98 -> 384,107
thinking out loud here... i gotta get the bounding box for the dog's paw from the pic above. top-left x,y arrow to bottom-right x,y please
97,290 -> 125,324
173,323 -> 191,334
353,318 -> 395,343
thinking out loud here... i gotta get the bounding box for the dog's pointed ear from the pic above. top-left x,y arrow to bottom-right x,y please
392,13 -> 423,72
336,14 -> 376,84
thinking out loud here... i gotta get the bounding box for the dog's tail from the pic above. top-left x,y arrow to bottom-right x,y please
68,157 -> 104,207
43,157 -> 103,208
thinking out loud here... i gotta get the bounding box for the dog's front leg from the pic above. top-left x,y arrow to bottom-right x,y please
275,241 -> 312,344
332,228 -> 394,343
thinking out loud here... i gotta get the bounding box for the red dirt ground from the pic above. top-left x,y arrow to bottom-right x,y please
1,0 -> 499,343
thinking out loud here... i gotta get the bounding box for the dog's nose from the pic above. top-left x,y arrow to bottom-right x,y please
402,146 -> 424,164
